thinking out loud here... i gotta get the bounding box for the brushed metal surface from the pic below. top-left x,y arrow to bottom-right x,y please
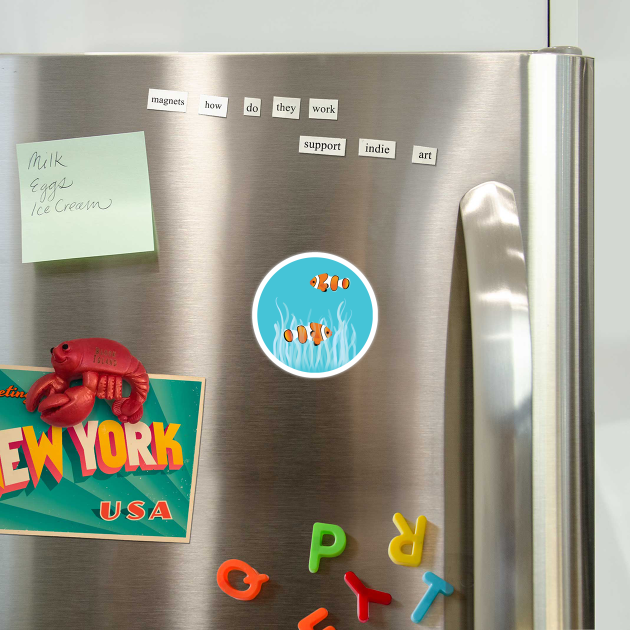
527,52 -> 595,629
460,182 -> 533,630
0,52 -> 593,629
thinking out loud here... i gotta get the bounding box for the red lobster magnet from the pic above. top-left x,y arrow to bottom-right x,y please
26,338 -> 149,428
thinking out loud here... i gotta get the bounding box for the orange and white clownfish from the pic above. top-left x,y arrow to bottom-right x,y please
284,323 -> 332,346
310,273 -> 350,293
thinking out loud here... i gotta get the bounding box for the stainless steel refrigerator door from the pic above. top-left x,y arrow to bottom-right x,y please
0,52 -> 593,629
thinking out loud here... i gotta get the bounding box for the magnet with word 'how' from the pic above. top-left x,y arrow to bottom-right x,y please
388,512 -> 427,567
298,608 -> 335,630
410,572 -> 454,623
344,571 -> 392,622
216,559 -> 269,601
308,522 -> 347,573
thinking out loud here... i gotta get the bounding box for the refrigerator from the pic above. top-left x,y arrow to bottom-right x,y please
0,50 -> 593,629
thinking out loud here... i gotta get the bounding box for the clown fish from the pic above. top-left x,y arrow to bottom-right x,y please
284,323 -> 332,346
310,273 -> 350,292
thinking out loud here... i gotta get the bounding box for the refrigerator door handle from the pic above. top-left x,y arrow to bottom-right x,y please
460,181 -> 533,629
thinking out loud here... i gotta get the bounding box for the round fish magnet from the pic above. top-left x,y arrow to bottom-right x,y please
252,253 -> 378,378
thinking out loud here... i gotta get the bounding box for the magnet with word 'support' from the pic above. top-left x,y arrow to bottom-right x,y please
216,559 -> 269,601
388,512 -> 427,567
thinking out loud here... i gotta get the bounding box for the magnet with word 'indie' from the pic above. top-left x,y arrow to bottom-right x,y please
309,522 -> 347,573
25,338 -> 149,428
388,512 -> 427,567
298,608 -> 335,630
411,572 -> 454,623
344,571 -> 392,622
216,559 -> 269,601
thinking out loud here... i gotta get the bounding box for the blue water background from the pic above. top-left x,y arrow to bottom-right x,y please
257,256 -> 374,373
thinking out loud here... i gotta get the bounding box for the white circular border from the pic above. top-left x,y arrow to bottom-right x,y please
252,252 -> 379,379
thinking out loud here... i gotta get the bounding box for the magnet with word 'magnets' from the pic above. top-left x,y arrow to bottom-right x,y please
308,522 -> 347,573
388,512 -> 427,567
298,608 -> 335,630
216,559 -> 269,601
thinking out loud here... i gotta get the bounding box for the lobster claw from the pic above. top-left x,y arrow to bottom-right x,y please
37,386 -> 96,428
25,373 -> 67,413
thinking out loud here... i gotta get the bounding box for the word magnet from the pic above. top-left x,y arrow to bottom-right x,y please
198,95 -> 228,118
216,559 -> 269,601
309,522 -> 346,573
299,136 -> 346,157
272,96 -> 300,119
147,88 -> 187,112
308,98 -> 338,120
388,512 -> 427,567
358,138 -> 396,159
411,145 -> 438,165
244,97 -> 262,116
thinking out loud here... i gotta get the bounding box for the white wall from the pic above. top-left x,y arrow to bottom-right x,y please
577,1 -> 629,627
0,0 -> 547,53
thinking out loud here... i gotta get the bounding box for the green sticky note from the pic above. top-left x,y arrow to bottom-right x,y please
16,132 -> 155,263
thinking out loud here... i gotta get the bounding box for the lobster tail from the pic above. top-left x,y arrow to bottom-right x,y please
112,358 -> 150,424
126,359 -> 150,403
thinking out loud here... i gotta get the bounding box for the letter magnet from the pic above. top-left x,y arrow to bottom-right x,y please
217,559 -> 269,601
298,608 -> 335,630
308,522 -> 347,573
388,512 -> 427,567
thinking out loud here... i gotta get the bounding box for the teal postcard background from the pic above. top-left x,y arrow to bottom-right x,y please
0,368 -> 203,541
